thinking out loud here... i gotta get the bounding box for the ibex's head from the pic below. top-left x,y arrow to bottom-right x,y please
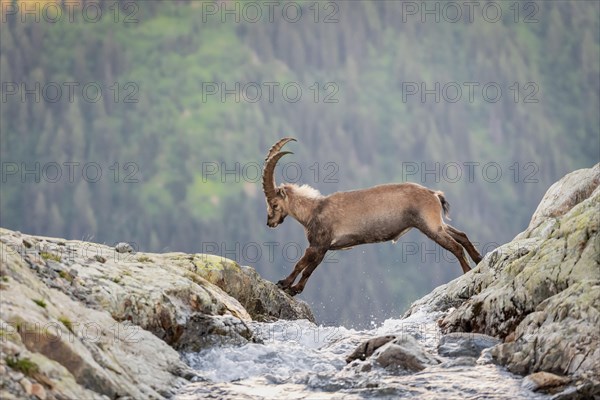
262,137 -> 296,228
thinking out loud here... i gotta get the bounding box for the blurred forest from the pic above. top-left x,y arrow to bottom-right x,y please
1,0 -> 599,327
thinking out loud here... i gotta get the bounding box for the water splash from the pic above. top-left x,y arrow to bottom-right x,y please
178,313 -> 549,399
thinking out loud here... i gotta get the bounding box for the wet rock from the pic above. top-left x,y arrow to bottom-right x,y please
437,332 -> 501,358
346,335 -> 396,363
550,376 -> 600,400
404,164 -> 600,385
374,336 -> 441,373
175,315 -> 254,352
522,371 -> 571,392
523,373 -> 600,400
439,356 -> 477,368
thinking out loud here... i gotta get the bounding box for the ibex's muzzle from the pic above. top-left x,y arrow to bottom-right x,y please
267,215 -> 285,228
266,220 -> 278,228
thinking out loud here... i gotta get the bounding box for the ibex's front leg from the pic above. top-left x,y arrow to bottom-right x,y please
277,247 -> 327,296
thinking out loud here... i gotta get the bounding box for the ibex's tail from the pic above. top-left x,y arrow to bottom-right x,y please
435,191 -> 451,221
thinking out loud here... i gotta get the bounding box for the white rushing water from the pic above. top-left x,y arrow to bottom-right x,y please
177,311 -> 549,400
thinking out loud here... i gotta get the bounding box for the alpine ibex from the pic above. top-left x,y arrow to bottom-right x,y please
262,138 -> 483,296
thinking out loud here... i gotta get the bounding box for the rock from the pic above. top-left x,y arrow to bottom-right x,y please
437,332 -> 501,358
346,335 -> 396,363
373,336 -> 441,373
522,371 -> 571,392
115,242 -> 133,254
403,164 -> 600,386
439,357 -> 477,368
556,376 -> 600,399
175,315 -> 254,352
45,260 -> 64,273
0,226 -> 315,400
0,244 -> 192,399
490,282 -> 600,376
31,383 -> 46,400
0,391 -> 19,400
11,372 -> 24,381
520,164 -> 600,239
190,256 -> 314,322
19,378 -> 32,394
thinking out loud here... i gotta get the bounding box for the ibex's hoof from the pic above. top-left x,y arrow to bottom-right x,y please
276,280 -> 287,289
286,287 -> 302,296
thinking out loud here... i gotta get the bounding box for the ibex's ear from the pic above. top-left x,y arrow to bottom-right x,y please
277,187 -> 287,199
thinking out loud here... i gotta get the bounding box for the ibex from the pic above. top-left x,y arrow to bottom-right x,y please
263,138 -> 483,296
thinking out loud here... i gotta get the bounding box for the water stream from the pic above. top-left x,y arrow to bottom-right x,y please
177,311 -> 549,399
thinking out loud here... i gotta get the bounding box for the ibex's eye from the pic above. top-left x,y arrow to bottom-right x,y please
273,204 -> 279,211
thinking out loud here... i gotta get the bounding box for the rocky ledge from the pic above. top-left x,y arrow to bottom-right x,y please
0,229 -> 313,399
348,164 -> 599,399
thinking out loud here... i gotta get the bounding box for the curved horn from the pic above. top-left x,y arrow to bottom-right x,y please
265,137 -> 296,162
262,151 -> 293,201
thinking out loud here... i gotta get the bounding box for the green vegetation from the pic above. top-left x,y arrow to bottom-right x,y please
1,2 -> 598,327
9,317 -> 24,333
0,329 -> 18,341
58,270 -> 73,282
5,356 -> 40,376
32,299 -> 47,308
185,271 -> 204,287
137,255 -> 153,263
40,252 -> 61,262
58,316 -> 74,332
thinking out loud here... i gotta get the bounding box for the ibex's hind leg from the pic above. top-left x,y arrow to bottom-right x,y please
419,223 -> 472,274
433,230 -> 472,274
445,224 -> 482,264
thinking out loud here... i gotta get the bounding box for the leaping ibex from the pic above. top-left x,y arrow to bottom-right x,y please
262,138 -> 483,296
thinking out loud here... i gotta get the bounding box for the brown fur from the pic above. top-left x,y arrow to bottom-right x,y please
262,139 -> 483,296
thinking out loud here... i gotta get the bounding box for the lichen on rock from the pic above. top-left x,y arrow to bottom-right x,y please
0,227 -> 314,399
402,163 -> 600,397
